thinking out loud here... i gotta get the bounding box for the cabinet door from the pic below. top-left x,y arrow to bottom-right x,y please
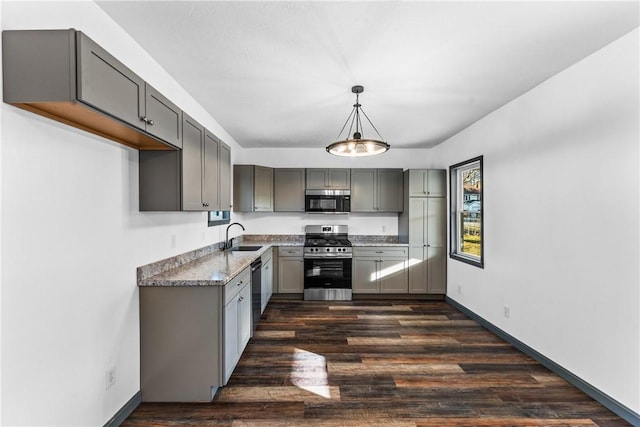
261,257 -> 273,313
254,166 -> 273,211
328,169 -> 350,189
353,258 -> 379,293
408,170 -> 428,197
219,142 -> 232,210
223,297 -> 239,383
202,130 -> 220,209
181,114 -> 205,211
380,258 -> 408,293
238,283 -> 252,351
427,246 -> 446,294
274,168 -> 305,212
408,246 -> 427,293
377,169 -> 403,212
76,32 -> 144,130
144,84 -> 182,148
306,169 -> 328,189
408,198 -> 427,246
427,198 -> 446,247
350,169 -> 377,212
427,170 -> 446,197
278,257 -> 304,293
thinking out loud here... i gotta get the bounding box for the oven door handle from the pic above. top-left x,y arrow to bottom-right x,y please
303,254 -> 353,259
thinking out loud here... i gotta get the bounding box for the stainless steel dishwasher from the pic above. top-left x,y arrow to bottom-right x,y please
250,259 -> 262,334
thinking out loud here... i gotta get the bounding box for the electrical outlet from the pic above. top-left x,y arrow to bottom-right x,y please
503,306 -> 511,319
382,225 -> 387,232
170,234 -> 177,249
457,284 -> 462,294
105,366 -> 116,390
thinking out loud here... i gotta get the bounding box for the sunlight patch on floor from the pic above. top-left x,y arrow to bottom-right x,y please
290,348 -> 336,399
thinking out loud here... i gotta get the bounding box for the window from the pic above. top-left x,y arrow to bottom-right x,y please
449,156 -> 484,268
208,210 -> 230,227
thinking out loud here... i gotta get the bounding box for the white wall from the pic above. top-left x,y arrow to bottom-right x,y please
431,29 -> 639,413
0,2 -> 243,426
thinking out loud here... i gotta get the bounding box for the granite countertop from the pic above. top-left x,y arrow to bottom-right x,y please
138,240 -> 301,287
138,235 -> 406,287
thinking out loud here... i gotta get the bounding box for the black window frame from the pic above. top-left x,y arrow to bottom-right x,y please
207,210 -> 231,227
449,156 -> 484,268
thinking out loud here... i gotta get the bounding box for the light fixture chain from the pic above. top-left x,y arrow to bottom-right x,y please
335,106 -> 357,141
359,106 -> 385,141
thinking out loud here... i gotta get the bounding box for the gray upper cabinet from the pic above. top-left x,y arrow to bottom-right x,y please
2,29 -> 180,150
219,143 -> 232,211
233,165 -> 274,212
139,114 -> 230,212
182,114 -> 220,211
144,84 -> 183,149
76,31 -> 145,130
306,168 -> 350,189
202,130 -> 221,210
254,166 -> 274,211
78,34 -> 183,149
274,168 -> 305,212
351,169 -> 403,212
408,169 -> 446,197
181,115 -> 206,211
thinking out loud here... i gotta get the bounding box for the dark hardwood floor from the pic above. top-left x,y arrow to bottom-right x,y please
123,298 -> 630,426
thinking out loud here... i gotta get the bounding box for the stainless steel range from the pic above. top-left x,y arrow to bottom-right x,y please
303,225 -> 353,301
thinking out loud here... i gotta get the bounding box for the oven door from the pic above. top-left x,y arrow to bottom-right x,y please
304,257 -> 352,289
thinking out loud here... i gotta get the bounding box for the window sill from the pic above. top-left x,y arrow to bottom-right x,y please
449,253 -> 484,269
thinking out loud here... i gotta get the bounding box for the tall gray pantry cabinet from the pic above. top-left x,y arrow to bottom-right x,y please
399,170 -> 447,294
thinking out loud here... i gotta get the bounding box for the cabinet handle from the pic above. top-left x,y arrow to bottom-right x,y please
238,280 -> 243,286
140,116 -> 154,126
375,251 -> 384,254
239,296 -> 244,302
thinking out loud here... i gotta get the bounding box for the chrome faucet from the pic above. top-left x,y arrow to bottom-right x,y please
225,222 -> 245,249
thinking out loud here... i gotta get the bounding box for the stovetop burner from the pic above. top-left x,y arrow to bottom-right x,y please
305,238 -> 352,247
303,225 -> 352,258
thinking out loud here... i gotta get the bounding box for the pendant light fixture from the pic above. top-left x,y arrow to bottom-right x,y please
326,85 -> 390,157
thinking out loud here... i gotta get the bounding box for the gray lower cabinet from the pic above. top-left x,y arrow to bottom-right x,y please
223,272 -> 252,384
306,168 -> 350,190
139,114 -> 230,211
233,165 -> 274,212
3,29 -> 180,150
274,168 -> 305,212
351,169 -> 403,212
277,247 -> 304,293
261,248 -> 274,313
352,247 -> 408,293
139,267 -> 251,402
399,171 -> 447,294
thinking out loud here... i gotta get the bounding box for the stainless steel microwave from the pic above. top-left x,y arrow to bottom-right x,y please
305,189 -> 351,213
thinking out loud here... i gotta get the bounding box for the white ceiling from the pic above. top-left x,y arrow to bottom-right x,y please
97,1 -> 639,150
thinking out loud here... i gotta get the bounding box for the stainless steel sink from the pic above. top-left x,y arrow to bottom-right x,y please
228,245 -> 263,252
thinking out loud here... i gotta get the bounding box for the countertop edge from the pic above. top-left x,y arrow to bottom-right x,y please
138,238 -> 408,287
